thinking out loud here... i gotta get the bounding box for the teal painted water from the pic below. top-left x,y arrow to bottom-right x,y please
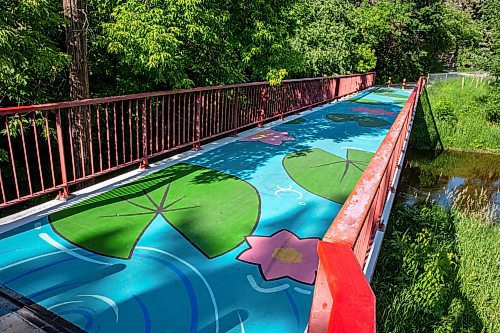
0,87 -> 410,333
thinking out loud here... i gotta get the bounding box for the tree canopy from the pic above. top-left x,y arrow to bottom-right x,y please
0,0 -> 497,105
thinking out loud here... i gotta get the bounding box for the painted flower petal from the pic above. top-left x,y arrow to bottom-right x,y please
240,129 -> 295,146
238,229 -> 320,285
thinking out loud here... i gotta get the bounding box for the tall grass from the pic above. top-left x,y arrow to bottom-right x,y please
372,189 -> 499,333
411,78 -> 500,152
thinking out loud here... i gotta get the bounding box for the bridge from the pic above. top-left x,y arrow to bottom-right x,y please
0,73 -> 425,332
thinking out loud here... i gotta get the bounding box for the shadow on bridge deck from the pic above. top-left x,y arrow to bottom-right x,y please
0,86 -> 411,333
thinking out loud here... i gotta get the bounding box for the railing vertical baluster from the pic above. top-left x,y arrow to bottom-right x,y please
105,104 -> 111,169
128,101 -> 133,161
202,91 -> 207,140
173,95 -> 177,147
156,97 -> 159,153
208,90 -> 213,137
5,117 -> 20,199
55,109 -> 70,198
78,107 -> 86,177
279,85 -> 284,120
161,96 -> 165,151
135,99 -> 140,160
88,107 -> 95,175
190,93 -> 194,143
167,95 -> 171,150
149,98 -> 153,154
252,86 -> 258,123
113,102 -> 119,165
97,105 -> 103,172
183,94 -> 187,145
140,97 -> 148,168
193,92 -> 201,150
221,90 -> 227,132
0,168 -> 6,204
67,110 -> 76,180
233,88 -> 240,134
32,114 -> 44,191
44,114 -> 56,187
214,90 -> 219,135
121,101 -> 125,164
258,86 -> 265,127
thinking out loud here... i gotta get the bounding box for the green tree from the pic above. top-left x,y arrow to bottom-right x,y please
289,0 -> 376,77
91,0 -> 299,93
0,0 -> 68,105
443,4 -> 482,69
482,0 -> 500,76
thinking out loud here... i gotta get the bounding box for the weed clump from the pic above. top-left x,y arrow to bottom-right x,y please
373,189 -> 499,332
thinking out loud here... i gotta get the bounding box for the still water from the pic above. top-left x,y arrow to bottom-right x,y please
397,150 -> 500,218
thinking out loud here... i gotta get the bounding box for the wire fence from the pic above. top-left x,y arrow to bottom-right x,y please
427,71 -> 490,84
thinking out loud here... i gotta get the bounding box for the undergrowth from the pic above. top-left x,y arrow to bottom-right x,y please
372,189 -> 499,333
410,78 -> 500,152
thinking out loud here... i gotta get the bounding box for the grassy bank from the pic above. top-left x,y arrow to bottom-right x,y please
372,77 -> 500,332
372,198 -> 499,332
410,78 -> 500,152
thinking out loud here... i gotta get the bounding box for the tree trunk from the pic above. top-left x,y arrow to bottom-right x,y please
63,0 -> 90,100
62,0 -> 92,185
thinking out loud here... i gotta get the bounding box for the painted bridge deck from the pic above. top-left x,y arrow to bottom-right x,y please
0,86 -> 411,333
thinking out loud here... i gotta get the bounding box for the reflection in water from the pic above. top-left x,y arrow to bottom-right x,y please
397,150 -> 500,218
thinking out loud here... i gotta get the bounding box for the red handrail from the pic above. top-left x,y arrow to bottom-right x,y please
308,77 -> 426,333
318,242 -> 375,333
0,72 -> 375,208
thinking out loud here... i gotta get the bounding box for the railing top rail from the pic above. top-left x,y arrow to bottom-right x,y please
322,77 -> 425,245
0,72 -> 375,116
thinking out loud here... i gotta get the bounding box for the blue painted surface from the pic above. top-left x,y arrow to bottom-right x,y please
0,87 -> 410,333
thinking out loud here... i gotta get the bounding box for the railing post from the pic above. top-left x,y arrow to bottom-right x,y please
55,109 -> 71,200
193,92 -> 202,150
140,97 -> 149,169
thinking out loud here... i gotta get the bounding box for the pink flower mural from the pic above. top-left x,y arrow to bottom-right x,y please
350,106 -> 395,117
240,129 -> 295,146
237,229 -> 320,285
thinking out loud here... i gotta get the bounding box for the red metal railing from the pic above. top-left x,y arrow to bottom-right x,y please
308,77 -> 426,333
0,72 -> 375,208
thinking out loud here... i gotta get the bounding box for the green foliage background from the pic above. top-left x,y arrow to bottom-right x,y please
1,0 -> 498,105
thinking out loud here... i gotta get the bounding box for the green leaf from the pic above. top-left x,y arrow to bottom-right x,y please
326,113 -> 391,127
283,148 -> 373,204
50,163 -> 260,259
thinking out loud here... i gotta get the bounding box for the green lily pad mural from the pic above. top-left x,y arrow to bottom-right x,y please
326,113 -> 391,127
373,92 -> 409,99
394,99 -> 408,105
348,97 -> 391,105
283,148 -> 374,204
373,87 -> 395,93
50,163 -> 260,259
